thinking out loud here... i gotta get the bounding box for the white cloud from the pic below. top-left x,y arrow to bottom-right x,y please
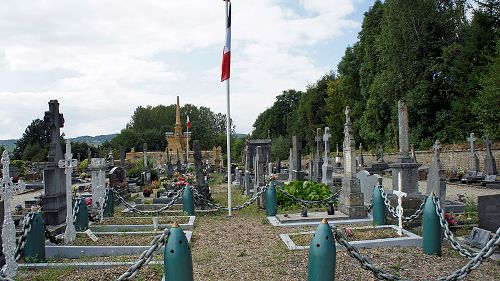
0,0 -> 363,139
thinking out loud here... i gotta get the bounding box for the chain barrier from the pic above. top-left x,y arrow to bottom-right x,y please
72,197 -> 81,223
14,212 -> 35,261
192,185 -> 269,211
439,227 -> 500,281
44,224 -> 63,245
331,225 -> 403,281
278,187 -> 342,207
378,186 -> 426,223
113,188 -> 184,215
365,200 -> 373,213
0,271 -> 14,281
116,227 -> 171,280
433,196 -> 477,259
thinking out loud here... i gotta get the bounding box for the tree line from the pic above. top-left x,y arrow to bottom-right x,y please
252,0 -> 499,157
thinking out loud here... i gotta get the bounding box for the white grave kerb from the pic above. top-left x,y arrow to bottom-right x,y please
1,151 -> 26,277
58,143 -> 78,244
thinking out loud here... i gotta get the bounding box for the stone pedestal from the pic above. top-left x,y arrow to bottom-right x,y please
389,156 -> 422,196
338,178 -> 367,218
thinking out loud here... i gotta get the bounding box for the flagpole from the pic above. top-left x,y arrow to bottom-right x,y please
225,0 -> 232,217
186,121 -> 189,169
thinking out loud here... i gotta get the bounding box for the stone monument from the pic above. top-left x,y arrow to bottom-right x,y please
313,128 -> 323,182
388,101 -> 422,195
41,100 -> 67,226
291,136 -> 304,181
338,106 -> 366,218
321,127 -> 333,186
165,96 -> 188,156
483,136 -> 497,175
358,143 -> 365,167
58,143 -> 77,244
90,158 -> 107,208
288,148 -> 293,181
426,140 -> 446,203
467,133 -> 480,172
244,146 -> 252,195
193,140 -> 210,199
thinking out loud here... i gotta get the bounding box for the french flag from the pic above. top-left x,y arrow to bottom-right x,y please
221,1 -> 231,82
187,115 -> 191,129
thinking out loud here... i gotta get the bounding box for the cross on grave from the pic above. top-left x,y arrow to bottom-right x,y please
58,143 -> 78,244
485,136 -> 493,156
467,133 -> 477,154
393,171 -> 407,236
1,151 -> 26,277
315,128 -> 323,159
433,140 -> 441,159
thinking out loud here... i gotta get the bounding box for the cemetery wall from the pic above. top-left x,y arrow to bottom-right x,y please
126,151 -> 218,166
363,149 -> 500,172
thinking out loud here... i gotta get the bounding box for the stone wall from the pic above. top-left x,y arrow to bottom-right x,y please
362,149 -> 500,172
126,151 -> 218,166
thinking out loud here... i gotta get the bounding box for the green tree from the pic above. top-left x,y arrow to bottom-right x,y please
13,119 -> 50,160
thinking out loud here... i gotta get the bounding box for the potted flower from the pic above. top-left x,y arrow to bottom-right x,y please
143,187 -> 152,198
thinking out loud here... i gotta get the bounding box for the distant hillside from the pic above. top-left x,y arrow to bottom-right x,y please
70,134 -> 118,146
0,133 -> 118,151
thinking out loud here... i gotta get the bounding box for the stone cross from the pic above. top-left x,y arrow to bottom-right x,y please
397,100 -> 410,156
467,133 -> 477,154
427,140 -> 446,203
322,127 -> 333,185
343,106 -> 356,178
433,140 -> 441,159
323,127 -> 331,161
1,151 -> 25,277
143,143 -> 148,168
485,136 -> 493,156
315,128 -> 322,160
393,171 -> 407,236
58,143 -> 78,244
358,143 -> 364,167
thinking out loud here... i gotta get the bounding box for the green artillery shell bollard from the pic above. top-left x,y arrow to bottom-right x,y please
164,222 -> 194,281
265,182 -> 277,216
423,196 -> 441,256
307,218 -> 336,281
182,187 -> 195,216
372,186 -> 385,225
74,198 -> 89,231
24,212 -> 46,262
103,188 -> 114,218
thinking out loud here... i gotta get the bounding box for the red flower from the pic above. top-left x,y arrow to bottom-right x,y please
85,198 -> 92,206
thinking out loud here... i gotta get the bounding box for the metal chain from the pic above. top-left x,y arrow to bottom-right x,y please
192,185 -> 270,211
14,212 -> 35,261
0,270 -> 14,281
331,225 -> 403,281
439,227 -> 500,281
116,228 -> 171,280
113,187 -> 184,215
378,186 -> 426,223
44,224 -> 63,245
278,187 -> 342,207
365,200 -> 373,212
433,196 -> 477,259
191,188 -> 223,209
72,197 -> 81,223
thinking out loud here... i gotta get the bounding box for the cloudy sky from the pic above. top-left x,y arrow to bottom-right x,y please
0,0 -> 373,139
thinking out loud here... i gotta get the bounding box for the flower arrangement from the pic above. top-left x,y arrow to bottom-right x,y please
344,227 -> 353,237
444,212 -> 457,226
85,197 -> 92,207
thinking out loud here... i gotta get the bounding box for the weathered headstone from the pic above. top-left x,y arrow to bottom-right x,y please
477,194 -> 500,232
244,146 -> 252,195
426,140 -> 446,203
313,128 -> 323,182
142,143 -> 151,183
107,148 -> 114,168
255,146 -> 265,207
467,227 -> 492,249
90,158 -> 107,208
291,136 -> 304,181
356,170 -> 382,204
41,100 -> 67,226
389,101 -> 422,195
321,127 -> 333,186
358,143 -> 365,167
410,144 -> 417,163
338,107 -> 366,218
193,140 -> 210,199
288,147 -> 293,182
87,147 -> 92,162
483,136 -> 497,175
119,146 -> 126,168
467,133 -> 480,172
58,142 -> 78,244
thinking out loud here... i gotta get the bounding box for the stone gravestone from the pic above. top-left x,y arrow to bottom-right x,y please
410,144 -> 417,163
255,146 -> 265,208
109,167 -> 127,190
41,100 -> 67,226
244,146 -> 252,195
478,194 -> 500,232
483,136 -> 497,175
358,143 -> 365,167
291,136 -> 304,181
388,101 -> 421,195
90,158 -> 107,208
193,140 -> 210,200
313,128 -> 323,182
288,148 -> 293,182
0,200 -> 3,268
321,127 -> 333,186
142,143 -> 151,183
467,133 -> 480,172
334,143 -> 341,168
338,107 -> 366,218
426,140 -> 446,203
119,146 -> 126,168
356,170 -> 382,205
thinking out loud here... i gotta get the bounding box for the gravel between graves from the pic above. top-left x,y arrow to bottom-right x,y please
16,182 -> 500,280
92,216 -> 189,225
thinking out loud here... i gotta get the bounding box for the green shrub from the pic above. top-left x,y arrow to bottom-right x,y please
277,180 -> 333,209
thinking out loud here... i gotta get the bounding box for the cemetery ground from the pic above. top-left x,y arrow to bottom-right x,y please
14,177 -> 500,281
